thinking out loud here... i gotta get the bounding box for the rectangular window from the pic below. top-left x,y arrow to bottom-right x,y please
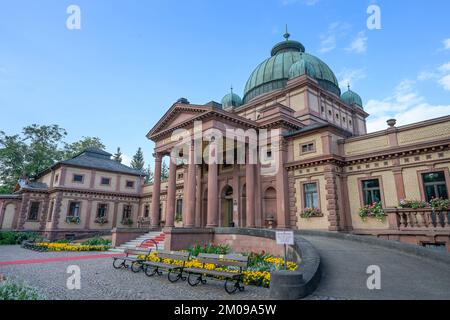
97,204 -> 108,218
362,179 -> 381,205
125,180 -> 135,188
301,143 -> 315,154
54,174 -> 59,183
422,172 -> 448,202
28,202 -> 40,221
101,177 -> 111,186
175,199 -> 183,222
144,205 -> 150,218
122,204 -> 132,220
73,174 -> 84,183
177,173 -> 184,180
68,202 -> 81,217
303,183 -> 319,209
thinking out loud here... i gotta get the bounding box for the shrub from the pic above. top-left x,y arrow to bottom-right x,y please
0,279 -> 46,300
81,237 -> 111,246
187,243 -> 231,257
0,232 -> 42,245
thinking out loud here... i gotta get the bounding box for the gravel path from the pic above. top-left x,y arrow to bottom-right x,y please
302,235 -> 450,300
0,246 -> 270,300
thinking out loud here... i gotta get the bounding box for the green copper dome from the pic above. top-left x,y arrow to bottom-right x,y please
221,90 -> 242,109
341,87 -> 363,109
288,57 -> 318,79
243,34 -> 341,104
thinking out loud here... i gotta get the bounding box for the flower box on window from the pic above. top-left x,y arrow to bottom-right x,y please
399,199 -> 428,209
121,218 -> 133,226
94,217 -> 109,225
358,202 -> 385,221
66,216 -> 81,225
300,208 -> 323,219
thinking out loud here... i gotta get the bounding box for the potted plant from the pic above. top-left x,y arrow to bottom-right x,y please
65,216 -> 80,225
121,217 -> 133,226
399,199 -> 428,209
430,198 -> 450,212
94,216 -> 108,225
300,208 -> 323,219
358,202 -> 385,221
265,214 -> 276,229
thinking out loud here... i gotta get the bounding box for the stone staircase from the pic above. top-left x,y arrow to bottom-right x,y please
109,231 -> 166,253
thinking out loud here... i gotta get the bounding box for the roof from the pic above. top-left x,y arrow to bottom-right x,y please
243,36 -> 341,104
47,148 -> 144,177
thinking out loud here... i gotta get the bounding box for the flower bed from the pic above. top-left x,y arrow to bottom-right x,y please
139,247 -> 298,288
35,242 -> 110,251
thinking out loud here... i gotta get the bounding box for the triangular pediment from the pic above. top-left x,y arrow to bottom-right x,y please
147,104 -> 210,139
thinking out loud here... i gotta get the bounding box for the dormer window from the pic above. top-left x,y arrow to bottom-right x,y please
301,142 -> 315,154
126,180 -> 135,188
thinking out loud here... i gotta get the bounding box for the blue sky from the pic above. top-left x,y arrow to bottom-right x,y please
1,0 -> 449,167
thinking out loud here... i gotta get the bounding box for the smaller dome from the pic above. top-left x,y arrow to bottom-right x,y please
288,57 -> 317,80
221,89 -> 242,109
341,87 -> 363,109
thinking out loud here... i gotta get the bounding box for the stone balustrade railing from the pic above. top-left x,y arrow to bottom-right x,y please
386,208 -> 450,230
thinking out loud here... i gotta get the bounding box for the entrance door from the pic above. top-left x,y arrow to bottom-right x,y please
1,204 -> 15,230
221,185 -> 234,227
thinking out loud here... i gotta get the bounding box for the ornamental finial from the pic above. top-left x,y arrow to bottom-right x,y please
284,24 -> 290,41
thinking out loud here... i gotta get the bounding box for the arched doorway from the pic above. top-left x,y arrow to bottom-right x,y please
1,203 -> 16,230
221,185 -> 234,227
263,187 -> 277,228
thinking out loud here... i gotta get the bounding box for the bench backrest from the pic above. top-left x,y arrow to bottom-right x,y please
157,250 -> 190,262
197,253 -> 249,268
125,248 -> 152,256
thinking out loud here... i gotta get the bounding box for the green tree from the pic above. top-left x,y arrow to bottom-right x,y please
0,132 -> 27,193
161,159 -> 169,181
22,124 -> 67,178
112,147 -> 122,163
144,164 -> 154,185
64,137 -> 105,159
131,147 -> 145,171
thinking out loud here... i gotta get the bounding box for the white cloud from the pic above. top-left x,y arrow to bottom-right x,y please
318,22 -> 350,54
337,68 -> 367,91
439,74 -> 450,91
346,31 -> 368,54
443,38 -> 450,50
365,79 -> 450,132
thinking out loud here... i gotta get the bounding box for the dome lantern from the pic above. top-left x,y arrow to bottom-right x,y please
221,86 -> 242,110
341,84 -> 363,109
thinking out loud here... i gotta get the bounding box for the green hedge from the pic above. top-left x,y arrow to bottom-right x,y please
0,231 -> 42,245
0,279 -> 46,300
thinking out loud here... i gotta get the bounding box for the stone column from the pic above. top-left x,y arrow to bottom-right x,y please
112,201 -> 119,228
151,153 -> 162,228
206,141 -> 219,227
195,165 -> 202,227
185,145 -> 197,228
165,154 -> 177,228
246,146 -> 256,228
84,198 -> 93,230
276,140 -> 290,229
324,165 -> 341,231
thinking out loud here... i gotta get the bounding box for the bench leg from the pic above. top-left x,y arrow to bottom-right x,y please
131,261 -> 143,273
187,273 -> 204,287
144,265 -> 158,277
112,259 -> 127,270
224,277 -> 244,294
168,269 -> 185,283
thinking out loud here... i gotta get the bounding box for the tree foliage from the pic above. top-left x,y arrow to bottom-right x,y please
112,147 -> 123,163
131,147 -> 145,171
144,164 -> 154,185
0,125 -> 106,194
64,137 -> 105,159
161,159 -> 169,181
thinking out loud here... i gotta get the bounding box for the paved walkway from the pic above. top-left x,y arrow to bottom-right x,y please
302,235 -> 450,300
0,246 -> 269,300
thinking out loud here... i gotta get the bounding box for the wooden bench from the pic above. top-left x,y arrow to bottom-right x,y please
185,253 -> 249,294
142,250 -> 190,283
112,248 -> 153,273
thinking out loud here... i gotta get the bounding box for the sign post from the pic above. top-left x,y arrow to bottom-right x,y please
275,231 -> 294,270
